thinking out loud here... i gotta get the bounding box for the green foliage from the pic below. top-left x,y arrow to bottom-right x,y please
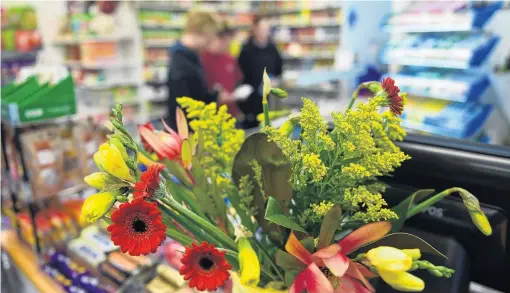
265,197 -> 306,233
263,97 -> 410,227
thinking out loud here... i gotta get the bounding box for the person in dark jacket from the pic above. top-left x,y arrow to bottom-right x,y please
166,10 -> 231,131
238,14 -> 283,129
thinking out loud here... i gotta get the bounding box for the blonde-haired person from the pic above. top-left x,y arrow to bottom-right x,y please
166,10 -> 233,131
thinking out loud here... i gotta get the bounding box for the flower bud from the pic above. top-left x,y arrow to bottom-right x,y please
84,172 -> 113,190
378,270 -> 425,292
366,246 -> 413,272
402,249 -> 421,261
237,237 -> 260,287
94,143 -> 135,183
81,191 -> 118,223
109,137 -> 129,160
270,88 -> 288,99
279,116 -> 300,137
262,68 -> 271,101
469,211 -> 492,236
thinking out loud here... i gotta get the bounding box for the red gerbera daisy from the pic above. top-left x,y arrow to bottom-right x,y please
133,164 -> 165,199
107,199 -> 166,255
382,77 -> 404,116
179,242 -> 232,292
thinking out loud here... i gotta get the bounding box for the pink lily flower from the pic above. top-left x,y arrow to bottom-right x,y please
138,108 -> 189,161
286,221 -> 391,293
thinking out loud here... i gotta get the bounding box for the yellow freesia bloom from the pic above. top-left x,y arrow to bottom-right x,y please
137,151 -> 159,166
469,211 -> 492,236
84,172 -> 114,190
94,143 -> 134,182
378,270 -> 425,292
81,191 -> 118,223
238,237 -> 260,287
367,246 -> 424,292
109,137 -> 128,160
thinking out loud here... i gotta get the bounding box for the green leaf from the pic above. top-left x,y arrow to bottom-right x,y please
181,139 -> 192,168
265,197 -> 306,233
224,250 -> 240,271
232,133 -> 293,240
284,269 -> 301,287
360,232 -> 446,258
390,189 -> 435,233
275,250 -> 305,270
301,237 -> 315,253
318,204 -> 342,249
164,159 -> 193,186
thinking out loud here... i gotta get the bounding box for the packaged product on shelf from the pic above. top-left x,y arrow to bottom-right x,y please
81,225 -> 118,252
74,122 -> 100,175
106,251 -> 140,275
59,123 -> 82,188
68,237 -> 107,268
41,264 -> 88,293
146,276 -> 177,293
97,261 -> 127,285
21,127 -> 64,198
157,264 -> 185,288
48,250 -> 107,293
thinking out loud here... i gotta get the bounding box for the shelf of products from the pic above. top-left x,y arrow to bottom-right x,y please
1,4 -> 43,85
381,1 -> 503,33
380,33 -> 499,69
389,68 -> 489,103
384,1 -> 504,143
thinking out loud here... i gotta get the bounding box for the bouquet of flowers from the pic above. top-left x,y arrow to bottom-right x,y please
81,72 -> 491,293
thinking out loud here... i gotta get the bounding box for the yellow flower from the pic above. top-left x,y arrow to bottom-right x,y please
238,237 -> 260,287
367,246 -> 424,292
109,137 -> 128,160
94,143 -> 134,182
469,211 -> 492,236
81,191 -> 118,223
84,172 -> 113,190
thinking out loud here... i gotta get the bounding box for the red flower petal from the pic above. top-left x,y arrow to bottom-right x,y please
345,260 -> 375,292
334,275 -> 372,293
321,251 -> 349,277
338,222 -> 391,255
382,77 -> 400,96
285,232 -> 314,265
107,199 -> 166,256
289,263 -> 334,293
179,242 -> 231,292
134,164 -> 165,200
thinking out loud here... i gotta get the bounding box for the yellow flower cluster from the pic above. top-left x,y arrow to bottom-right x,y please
265,95 -> 408,222
302,153 -> 327,183
344,186 -> 397,222
310,201 -> 335,219
300,98 -> 335,153
177,97 -> 245,196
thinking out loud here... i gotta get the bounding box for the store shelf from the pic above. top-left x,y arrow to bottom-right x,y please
53,35 -> 131,44
145,81 -> 167,87
390,70 -> 489,103
64,60 -> 137,70
140,23 -> 184,30
1,50 -> 40,62
262,5 -> 341,15
380,35 -> 499,69
1,231 -> 65,293
274,21 -> 341,28
76,80 -> 139,91
283,53 -> 336,60
143,40 -> 176,48
275,37 -> 340,44
381,2 -> 502,33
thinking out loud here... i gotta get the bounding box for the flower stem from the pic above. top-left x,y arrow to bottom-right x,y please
263,101 -> 270,128
165,228 -> 196,247
406,188 -> 458,218
160,203 -> 220,246
160,196 -> 237,251
249,239 -> 285,282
